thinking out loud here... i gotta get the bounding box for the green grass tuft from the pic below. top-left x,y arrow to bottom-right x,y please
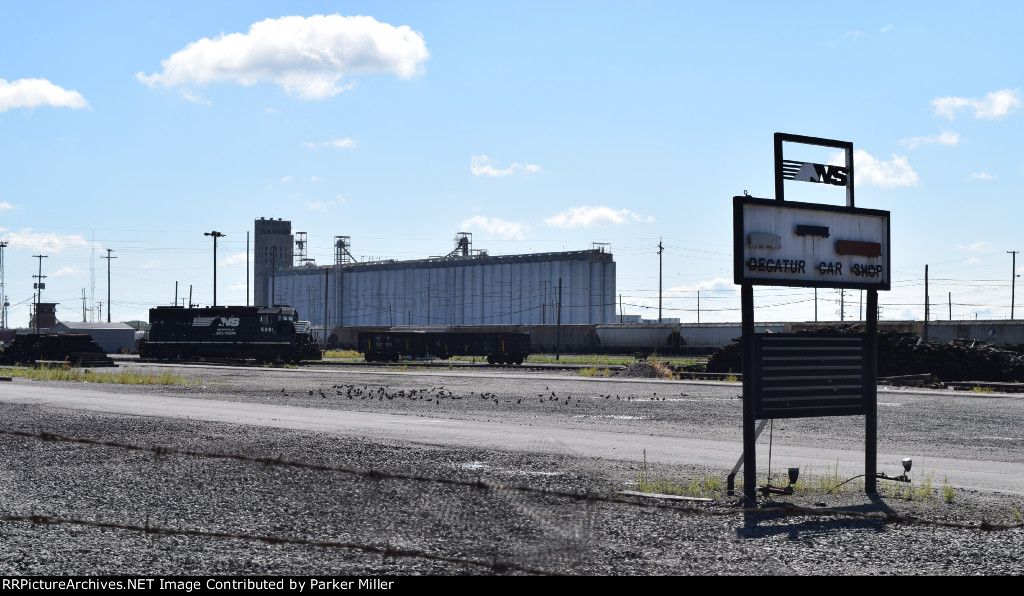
1,365 -> 197,386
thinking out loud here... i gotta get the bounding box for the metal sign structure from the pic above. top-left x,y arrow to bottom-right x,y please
734,197 -> 890,290
774,133 -> 854,206
736,133 -> 889,502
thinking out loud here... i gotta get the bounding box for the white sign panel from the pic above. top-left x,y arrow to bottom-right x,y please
734,197 -> 890,290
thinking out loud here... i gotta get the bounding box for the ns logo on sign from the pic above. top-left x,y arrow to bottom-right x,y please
781,160 -> 849,187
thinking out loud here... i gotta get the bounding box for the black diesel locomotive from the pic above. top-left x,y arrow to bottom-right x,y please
359,330 -> 530,364
139,305 -> 323,362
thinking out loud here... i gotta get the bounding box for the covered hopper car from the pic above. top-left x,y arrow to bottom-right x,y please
139,305 -> 322,362
359,329 -> 530,364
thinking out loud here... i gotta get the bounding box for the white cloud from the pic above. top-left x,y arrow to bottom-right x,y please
880,25 -> 894,33
0,202 -> 18,212
543,206 -> 655,228
0,78 -> 89,112
670,278 -> 736,294
265,107 -> 278,115
305,201 -> 329,212
965,257 -> 981,265
303,138 -> 357,149
931,89 -> 1021,120
470,155 -> 541,177
843,30 -> 866,41
967,172 -> 997,181
223,253 -> 248,267
956,241 -> 989,252
2,229 -> 97,253
181,90 -> 211,105
831,150 -> 918,188
461,215 -> 529,240
281,175 -> 292,183
53,266 -> 84,278
142,259 -> 170,269
137,14 -> 429,100
899,131 -> 960,149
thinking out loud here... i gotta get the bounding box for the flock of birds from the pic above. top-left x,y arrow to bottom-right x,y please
278,384 -> 684,407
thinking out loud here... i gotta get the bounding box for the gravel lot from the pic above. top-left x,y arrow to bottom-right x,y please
1,360 -> 1023,575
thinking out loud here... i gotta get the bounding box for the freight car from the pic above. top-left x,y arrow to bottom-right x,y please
358,329 -> 530,364
138,305 -> 322,362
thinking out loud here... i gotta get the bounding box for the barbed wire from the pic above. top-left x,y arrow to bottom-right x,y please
2,427 -> 1022,533
0,513 -> 562,576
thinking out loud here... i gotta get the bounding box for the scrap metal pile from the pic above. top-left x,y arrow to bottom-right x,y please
705,325 -> 1024,383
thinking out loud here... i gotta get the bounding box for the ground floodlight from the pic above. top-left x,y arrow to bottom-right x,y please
902,458 -> 912,473
788,467 -> 800,485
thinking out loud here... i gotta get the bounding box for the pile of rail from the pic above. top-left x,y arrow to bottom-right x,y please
0,334 -> 115,367
704,325 -> 1024,383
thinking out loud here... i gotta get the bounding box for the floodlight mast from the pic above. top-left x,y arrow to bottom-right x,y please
101,249 -> 116,323
205,231 -> 225,306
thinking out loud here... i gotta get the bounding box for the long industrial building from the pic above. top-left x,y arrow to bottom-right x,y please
254,219 -> 617,329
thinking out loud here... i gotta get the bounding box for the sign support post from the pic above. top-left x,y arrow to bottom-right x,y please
741,283 -> 757,503
865,289 -> 878,493
737,133 -> 890,502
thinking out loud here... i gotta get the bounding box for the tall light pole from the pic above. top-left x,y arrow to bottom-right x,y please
101,249 -> 116,322
205,231 -> 225,307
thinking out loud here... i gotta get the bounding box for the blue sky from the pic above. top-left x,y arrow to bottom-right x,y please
1,1 -> 1022,326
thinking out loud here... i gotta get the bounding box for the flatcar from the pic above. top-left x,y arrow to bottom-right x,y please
358,330 -> 530,364
139,305 -> 322,362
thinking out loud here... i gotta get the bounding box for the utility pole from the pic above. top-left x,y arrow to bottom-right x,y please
204,231 -> 225,307
542,280 -> 548,324
323,267 -> 329,343
924,264 -> 929,340
101,249 -> 116,322
81,289 -> 86,322
246,231 -> 250,307
33,254 -> 47,334
1009,251 -> 1019,319
556,277 -> 562,361
658,240 -> 664,324
697,291 -> 700,324
0,241 -> 7,329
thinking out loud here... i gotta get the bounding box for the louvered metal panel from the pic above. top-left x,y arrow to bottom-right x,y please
752,334 -> 867,419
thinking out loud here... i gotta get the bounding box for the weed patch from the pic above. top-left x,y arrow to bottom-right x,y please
1,365 -> 197,386
323,349 -> 362,359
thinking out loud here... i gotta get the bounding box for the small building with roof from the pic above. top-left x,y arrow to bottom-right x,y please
50,322 -> 136,354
